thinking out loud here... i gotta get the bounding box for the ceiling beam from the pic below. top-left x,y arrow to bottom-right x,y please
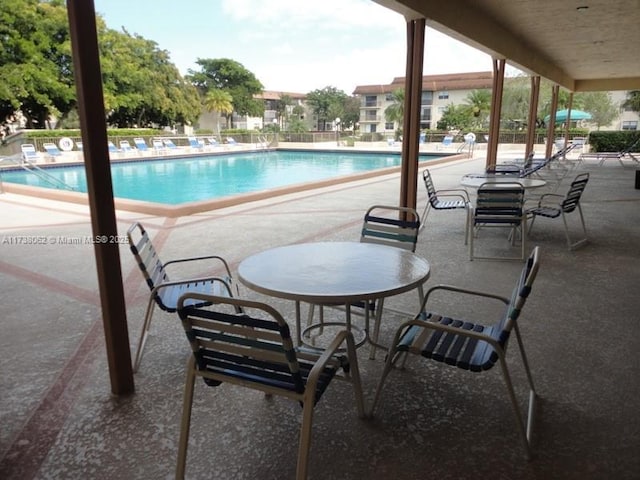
373,0 -> 576,89
575,78 -> 640,92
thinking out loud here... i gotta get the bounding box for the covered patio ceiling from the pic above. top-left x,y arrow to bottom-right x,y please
374,0 -> 640,92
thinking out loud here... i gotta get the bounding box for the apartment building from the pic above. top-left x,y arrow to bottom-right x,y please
199,74 -> 638,134
352,71 -> 493,133
353,73 -> 639,133
232,90 -> 309,131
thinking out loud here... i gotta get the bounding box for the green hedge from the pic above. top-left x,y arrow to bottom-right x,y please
587,131 -> 640,152
24,128 -> 163,138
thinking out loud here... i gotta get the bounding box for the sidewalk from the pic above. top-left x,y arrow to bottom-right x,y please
1,149 -> 639,479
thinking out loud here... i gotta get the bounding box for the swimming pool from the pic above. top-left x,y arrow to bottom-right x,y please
2,150 -> 443,205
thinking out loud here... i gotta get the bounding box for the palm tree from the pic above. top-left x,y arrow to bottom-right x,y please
203,89 -> 233,136
276,94 -> 293,129
464,89 -> 491,128
384,89 -> 405,129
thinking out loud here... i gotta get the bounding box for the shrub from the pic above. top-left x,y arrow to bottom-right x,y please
588,131 -> 640,152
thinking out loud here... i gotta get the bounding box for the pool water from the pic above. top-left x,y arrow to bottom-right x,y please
2,150 -> 440,205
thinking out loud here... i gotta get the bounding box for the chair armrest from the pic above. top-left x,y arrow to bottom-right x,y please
151,276 -> 234,297
534,193 -> 564,207
305,330 -> 361,408
435,188 -> 471,202
164,255 -> 233,278
423,284 -> 509,307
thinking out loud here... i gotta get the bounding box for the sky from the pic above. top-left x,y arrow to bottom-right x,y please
92,0 -> 496,94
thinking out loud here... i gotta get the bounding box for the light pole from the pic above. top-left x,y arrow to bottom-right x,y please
335,117 -> 341,147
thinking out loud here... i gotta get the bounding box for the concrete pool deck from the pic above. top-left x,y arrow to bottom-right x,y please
1,146 -> 639,479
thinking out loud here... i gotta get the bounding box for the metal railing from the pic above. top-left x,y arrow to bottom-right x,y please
17,158 -> 77,191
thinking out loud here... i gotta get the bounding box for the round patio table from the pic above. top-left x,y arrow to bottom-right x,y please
461,175 -> 546,189
237,241 -> 431,349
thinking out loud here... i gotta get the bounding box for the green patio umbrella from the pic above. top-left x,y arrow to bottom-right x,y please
544,109 -> 592,123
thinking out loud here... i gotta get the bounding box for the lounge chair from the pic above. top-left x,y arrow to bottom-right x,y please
207,137 -> 220,148
226,137 -> 238,146
126,222 -> 240,372
151,139 -> 166,154
107,141 -> 119,154
438,134 -> 454,150
75,141 -> 83,152
578,136 -> 640,167
133,137 -> 149,152
42,142 -> 62,161
20,143 -> 39,162
119,140 -> 135,154
163,138 -> 179,150
188,136 -> 205,151
370,246 -> 541,459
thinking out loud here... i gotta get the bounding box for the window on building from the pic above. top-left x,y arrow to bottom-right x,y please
370,125 -> 377,133
421,91 -> 433,105
385,93 -> 394,101
385,122 -> 394,130
622,121 -> 638,130
438,91 -> 449,100
365,111 -> 377,121
365,95 -> 378,107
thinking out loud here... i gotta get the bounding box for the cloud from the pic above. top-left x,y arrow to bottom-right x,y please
221,0 -> 402,30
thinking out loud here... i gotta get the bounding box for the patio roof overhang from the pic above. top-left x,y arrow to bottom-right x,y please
373,0 -> 640,92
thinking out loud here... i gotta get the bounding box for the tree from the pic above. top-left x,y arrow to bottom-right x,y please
0,0 -> 75,128
464,89 -> 491,128
341,96 -> 361,131
384,89 -> 404,129
276,94 -> 293,129
0,0 -> 201,129
99,28 -> 201,128
305,86 -> 348,131
436,104 -> 473,131
287,116 -> 308,133
576,91 -> 619,130
287,104 -> 309,132
203,89 -> 233,135
187,58 -> 264,119
501,76 -> 531,128
623,90 -> 640,113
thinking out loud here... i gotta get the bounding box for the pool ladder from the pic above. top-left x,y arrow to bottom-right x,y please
256,135 -> 270,149
18,158 -> 77,191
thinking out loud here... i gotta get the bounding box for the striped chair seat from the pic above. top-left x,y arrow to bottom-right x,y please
433,198 -> 467,209
176,294 -> 365,479
127,221 -> 239,372
370,247 -> 540,459
526,205 -> 561,218
397,313 -> 507,372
